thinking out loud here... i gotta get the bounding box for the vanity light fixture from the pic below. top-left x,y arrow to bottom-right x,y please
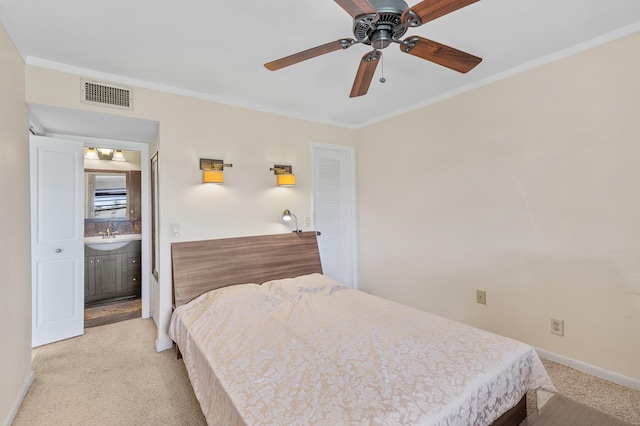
200,158 -> 233,184
84,147 -> 123,161
97,148 -> 114,157
84,147 -> 100,160
111,150 -> 126,161
270,165 -> 296,186
282,209 -> 301,233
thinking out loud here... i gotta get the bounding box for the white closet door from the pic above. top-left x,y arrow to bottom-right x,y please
312,143 -> 357,288
30,135 -> 85,347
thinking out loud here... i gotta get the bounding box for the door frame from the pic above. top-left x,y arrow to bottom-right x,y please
311,142 -> 358,288
54,134 -> 151,319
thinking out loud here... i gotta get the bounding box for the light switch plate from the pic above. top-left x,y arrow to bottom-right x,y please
170,223 -> 180,237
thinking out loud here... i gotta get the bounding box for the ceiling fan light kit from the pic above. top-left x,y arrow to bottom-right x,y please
264,0 -> 482,98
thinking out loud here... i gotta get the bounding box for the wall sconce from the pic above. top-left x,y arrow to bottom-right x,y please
200,158 -> 233,184
270,165 -> 296,186
282,209 -> 301,233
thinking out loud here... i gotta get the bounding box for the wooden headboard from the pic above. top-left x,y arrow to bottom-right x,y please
171,231 -> 323,308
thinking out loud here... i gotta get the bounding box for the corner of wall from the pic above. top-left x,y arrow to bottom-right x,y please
1,369 -> 34,426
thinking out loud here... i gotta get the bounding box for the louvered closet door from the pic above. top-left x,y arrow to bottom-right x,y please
312,143 -> 357,288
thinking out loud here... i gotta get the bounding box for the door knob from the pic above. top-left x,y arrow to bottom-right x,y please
55,248 -> 63,253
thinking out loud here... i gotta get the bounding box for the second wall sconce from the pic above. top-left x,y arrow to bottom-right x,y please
270,165 -> 296,186
200,158 -> 233,184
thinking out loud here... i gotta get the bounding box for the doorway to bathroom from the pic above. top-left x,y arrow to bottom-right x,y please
29,104 -> 157,346
83,148 -> 143,327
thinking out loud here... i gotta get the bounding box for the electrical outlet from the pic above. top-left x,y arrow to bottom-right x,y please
550,318 -> 564,336
476,290 -> 487,305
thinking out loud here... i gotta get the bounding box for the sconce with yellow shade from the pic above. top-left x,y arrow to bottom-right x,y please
200,158 -> 232,184
270,165 -> 296,186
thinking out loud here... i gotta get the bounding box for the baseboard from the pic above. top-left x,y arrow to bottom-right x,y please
155,336 -> 173,352
2,369 -> 34,426
535,347 -> 640,391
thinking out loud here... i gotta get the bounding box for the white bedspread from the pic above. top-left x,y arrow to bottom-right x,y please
169,273 -> 555,425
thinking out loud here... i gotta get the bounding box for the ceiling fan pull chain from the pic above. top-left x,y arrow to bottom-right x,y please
380,51 -> 386,83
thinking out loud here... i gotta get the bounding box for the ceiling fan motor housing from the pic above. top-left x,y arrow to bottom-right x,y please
353,0 -> 409,48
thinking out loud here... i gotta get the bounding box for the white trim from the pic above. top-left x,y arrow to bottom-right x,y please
535,347 -> 640,392
311,142 -> 358,289
155,336 -> 174,352
2,369 -> 34,426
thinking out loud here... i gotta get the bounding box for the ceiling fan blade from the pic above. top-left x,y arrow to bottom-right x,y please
350,50 -> 381,98
402,0 -> 479,26
334,0 -> 376,18
265,39 -> 355,71
401,36 -> 481,73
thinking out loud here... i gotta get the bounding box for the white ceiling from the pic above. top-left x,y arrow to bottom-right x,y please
2,0 -> 640,129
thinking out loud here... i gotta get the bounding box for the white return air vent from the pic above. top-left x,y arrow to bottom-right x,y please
81,78 -> 134,111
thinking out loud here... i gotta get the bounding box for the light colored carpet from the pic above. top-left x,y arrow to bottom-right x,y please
13,318 -> 640,425
13,318 -> 206,426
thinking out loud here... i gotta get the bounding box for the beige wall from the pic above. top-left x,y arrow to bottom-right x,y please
24,67 -> 357,348
0,22 -> 32,425
357,33 -> 640,380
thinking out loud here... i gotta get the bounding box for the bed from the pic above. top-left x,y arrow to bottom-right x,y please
170,232 -> 555,425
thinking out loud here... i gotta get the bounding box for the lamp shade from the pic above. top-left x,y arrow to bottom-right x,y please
84,147 -> 99,160
203,170 -> 224,183
111,150 -> 126,161
281,209 -> 300,233
277,174 -> 296,186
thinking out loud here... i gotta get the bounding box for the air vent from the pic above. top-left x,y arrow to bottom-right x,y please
80,79 -> 134,111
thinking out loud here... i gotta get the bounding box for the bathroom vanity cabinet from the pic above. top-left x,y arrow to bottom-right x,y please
85,240 -> 141,305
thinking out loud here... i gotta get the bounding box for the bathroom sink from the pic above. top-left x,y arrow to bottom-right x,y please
84,234 -> 142,251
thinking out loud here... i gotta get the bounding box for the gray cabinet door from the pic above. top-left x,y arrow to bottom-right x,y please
85,255 -> 96,298
85,240 -> 141,305
95,254 -> 119,294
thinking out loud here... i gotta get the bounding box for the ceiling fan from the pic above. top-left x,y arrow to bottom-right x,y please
264,0 -> 482,98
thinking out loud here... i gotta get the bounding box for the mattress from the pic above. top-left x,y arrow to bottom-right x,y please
169,273 -> 555,425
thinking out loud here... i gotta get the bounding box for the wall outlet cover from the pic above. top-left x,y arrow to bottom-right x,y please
550,318 -> 564,336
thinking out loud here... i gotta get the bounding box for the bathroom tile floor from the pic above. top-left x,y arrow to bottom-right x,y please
85,298 -> 141,328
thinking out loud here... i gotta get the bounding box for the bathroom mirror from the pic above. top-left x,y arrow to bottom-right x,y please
85,170 -> 128,220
